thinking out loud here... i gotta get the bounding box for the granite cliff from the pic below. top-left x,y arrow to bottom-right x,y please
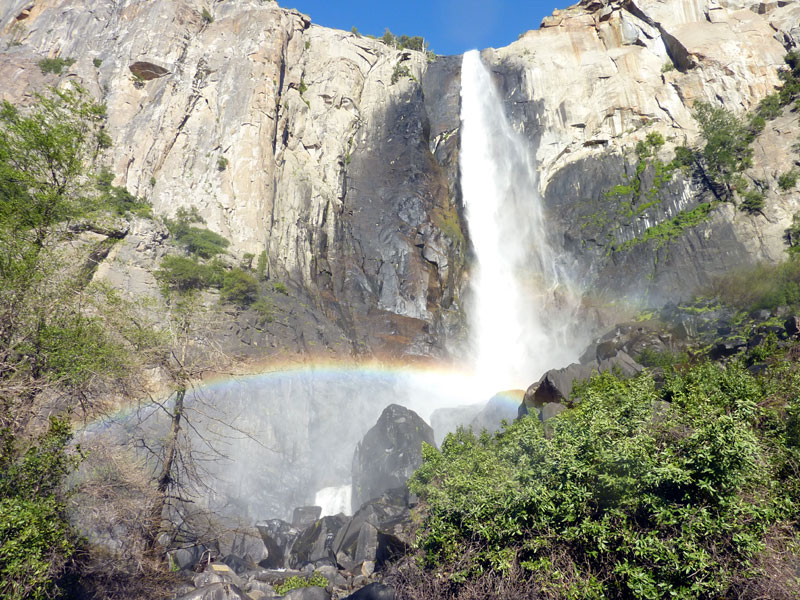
2,0 -> 800,359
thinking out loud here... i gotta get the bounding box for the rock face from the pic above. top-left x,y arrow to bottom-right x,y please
477,0 -> 800,306
351,405 -> 435,512
3,0 -> 800,359
0,0 -> 465,360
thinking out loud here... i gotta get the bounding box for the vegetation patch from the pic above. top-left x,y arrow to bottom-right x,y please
409,357 -> 800,599
38,57 -> 75,75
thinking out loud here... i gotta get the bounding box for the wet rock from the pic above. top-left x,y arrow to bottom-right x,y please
293,506 -> 323,528
351,405 -> 435,512
282,587 -> 331,600
539,402 -> 567,423
174,582 -> 249,600
785,315 -> 800,337
289,515 -> 348,569
168,544 -> 210,571
709,337 -> 747,360
331,488 -> 411,572
255,520 -> 299,569
343,582 -> 396,600
314,565 -> 348,588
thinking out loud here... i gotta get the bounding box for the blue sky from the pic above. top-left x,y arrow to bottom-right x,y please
284,0 -> 567,56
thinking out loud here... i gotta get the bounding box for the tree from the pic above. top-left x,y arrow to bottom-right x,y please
0,84 -> 134,600
692,101 -> 753,198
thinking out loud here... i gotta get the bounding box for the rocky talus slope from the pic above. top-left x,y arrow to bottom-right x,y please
3,0 -> 800,353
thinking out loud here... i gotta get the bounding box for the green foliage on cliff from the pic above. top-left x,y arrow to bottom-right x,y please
410,359 -> 800,599
37,57 -> 75,75
165,207 -> 230,258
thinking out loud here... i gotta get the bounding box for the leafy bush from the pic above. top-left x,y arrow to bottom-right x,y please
740,189 -> 765,214
779,169 -> 799,191
220,268 -> 258,307
155,255 -> 214,292
274,573 -> 328,595
252,298 -> 274,325
756,93 -> 782,120
705,258 -> 800,310
96,169 -> 151,217
272,281 -> 288,295
166,208 -> 229,258
92,58 -> 102,68
201,7 -> 213,23
391,64 -> 412,85
693,102 -> 754,197
409,362 -> 800,599
0,418 -> 81,600
216,156 -> 228,171
37,57 -> 76,75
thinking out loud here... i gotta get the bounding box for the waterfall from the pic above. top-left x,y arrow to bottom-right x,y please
315,485 -> 352,517
460,49 -> 581,396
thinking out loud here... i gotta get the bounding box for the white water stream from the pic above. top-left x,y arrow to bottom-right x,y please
460,50 -> 582,396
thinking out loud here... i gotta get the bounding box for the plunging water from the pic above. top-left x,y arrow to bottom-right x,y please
82,51 -> 584,529
460,49 -> 580,395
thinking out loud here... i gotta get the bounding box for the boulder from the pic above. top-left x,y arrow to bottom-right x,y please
351,404 -> 435,512
255,519 -> 299,569
282,587 -> 331,600
220,554 -> 254,576
293,506 -> 323,528
174,582 -> 249,600
520,352 -> 643,418
227,529 -> 268,566
168,544 -> 210,571
343,582 -> 396,600
331,488 -> 411,572
288,515 -> 348,569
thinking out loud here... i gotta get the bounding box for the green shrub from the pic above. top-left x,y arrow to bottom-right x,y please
37,57 -> 75,75
706,257 -> 800,312
256,250 -> 268,278
166,208 -> 229,258
756,93 -> 782,119
661,61 -> 674,73
176,227 -> 229,258
275,574 -> 328,595
201,7 -> 213,23
96,168 -> 152,217
693,102 -> 754,197
217,156 -> 228,171
391,64 -> 411,85
252,298 -> 273,325
740,189 -> 765,214
0,418 -> 81,600
220,268 -> 258,307
779,169 -> 799,191
92,58 -> 102,68
155,255 -> 213,292
272,281 -> 288,295
409,362 -> 800,599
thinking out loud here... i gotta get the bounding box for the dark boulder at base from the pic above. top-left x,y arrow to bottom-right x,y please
331,487 -> 412,573
344,582 -> 396,600
282,586 -> 331,600
289,515 -> 348,569
520,351 -> 643,419
174,582 -> 249,600
351,404 -> 435,512
293,506 -> 323,528
255,519 -> 299,569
